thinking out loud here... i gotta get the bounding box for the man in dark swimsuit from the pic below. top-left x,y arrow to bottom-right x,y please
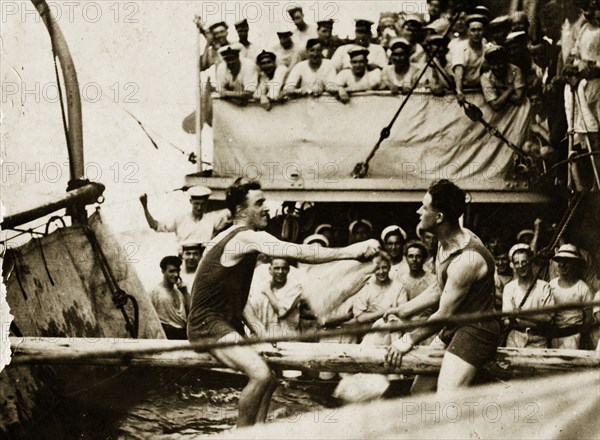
187,178 -> 380,426
385,179 -> 500,393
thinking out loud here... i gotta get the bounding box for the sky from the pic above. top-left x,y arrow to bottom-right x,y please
1,0 -> 428,234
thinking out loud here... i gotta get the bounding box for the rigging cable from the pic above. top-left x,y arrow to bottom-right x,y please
500,191 -> 585,343
82,225 -> 140,338
40,1 -> 71,155
352,9 -> 463,178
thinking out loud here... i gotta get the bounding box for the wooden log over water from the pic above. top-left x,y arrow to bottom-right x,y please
8,337 -> 600,379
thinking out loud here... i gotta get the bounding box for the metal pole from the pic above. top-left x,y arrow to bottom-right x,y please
195,14 -> 204,173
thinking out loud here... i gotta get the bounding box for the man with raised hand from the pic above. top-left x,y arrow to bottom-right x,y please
187,178 -> 380,426
139,186 -> 230,248
385,179 -> 500,393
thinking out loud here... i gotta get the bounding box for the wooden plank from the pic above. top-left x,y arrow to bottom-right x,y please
8,338 -> 599,379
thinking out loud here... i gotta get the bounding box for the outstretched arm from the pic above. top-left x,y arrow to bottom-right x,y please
231,230 -> 380,265
139,194 -> 158,230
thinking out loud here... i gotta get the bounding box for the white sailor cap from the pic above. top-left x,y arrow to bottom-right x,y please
516,229 -> 534,242
381,225 -> 407,242
508,243 -> 531,261
552,244 -> 585,262
314,224 -> 333,235
303,234 -> 329,247
181,242 -> 204,251
505,31 -> 528,45
349,219 -> 373,234
187,185 -> 212,199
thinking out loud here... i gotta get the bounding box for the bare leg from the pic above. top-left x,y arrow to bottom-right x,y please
410,374 -> 438,395
411,335 -> 445,395
210,333 -> 277,427
255,377 -> 278,423
436,351 -> 477,393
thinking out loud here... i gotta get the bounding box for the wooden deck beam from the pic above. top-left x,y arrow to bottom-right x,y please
8,337 -> 599,379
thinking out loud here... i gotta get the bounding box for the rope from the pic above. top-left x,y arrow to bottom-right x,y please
35,237 -> 55,286
573,89 -> 600,189
82,225 -> 139,338
352,10 -> 463,178
13,300 -> 600,363
501,192 -> 584,343
460,100 -> 534,162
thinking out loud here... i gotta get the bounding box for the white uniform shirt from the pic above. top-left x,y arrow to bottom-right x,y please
549,278 -> 593,327
150,284 -> 187,329
285,59 -> 337,93
156,209 -> 230,246
335,68 -> 382,92
451,39 -> 487,87
351,275 -> 408,318
331,43 -> 389,72
215,58 -> 259,94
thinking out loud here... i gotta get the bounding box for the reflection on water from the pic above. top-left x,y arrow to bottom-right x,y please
44,368 -> 337,439
116,369 -> 337,439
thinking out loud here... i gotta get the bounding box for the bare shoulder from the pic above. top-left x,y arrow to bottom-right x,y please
226,229 -> 284,257
447,249 -> 488,283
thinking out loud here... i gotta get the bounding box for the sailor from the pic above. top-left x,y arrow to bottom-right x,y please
271,27 -> 304,69
394,240 -> 438,346
150,256 -> 188,340
503,30 -> 542,96
380,224 -> 409,277
323,252 -> 408,331
317,19 -> 344,59
421,33 -> 454,94
287,5 -> 318,50
255,50 -> 287,110
516,228 -> 535,245
187,178 -> 380,426
382,38 -> 421,94
494,243 -> 514,311
419,227 -> 437,274
303,233 -> 330,247
399,240 -> 437,304
243,257 -> 303,339
399,14 -> 427,67
502,244 -> 554,349
425,0 -> 450,34
313,223 -> 335,246
452,14 -> 488,105
179,242 -> 204,295
215,43 -> 259,102
487,15 -> 512,45
331,19 -> 389,72
234,19 -> 260,62
283,38 -> 337,97
376,12 -> 399,49
198,20 -> 230,71
480,44 -> 526,111
549,244 -> 594,349
334,47 -> 382,103
139,186 -> 230,248
348,218 -> 373,245
385,179 -> 501,393
510,11 -> 531,35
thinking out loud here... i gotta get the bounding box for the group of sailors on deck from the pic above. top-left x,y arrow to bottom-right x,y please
197,3 -> 565,108
195,1 -> 600,189
141,185 -> 600,351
